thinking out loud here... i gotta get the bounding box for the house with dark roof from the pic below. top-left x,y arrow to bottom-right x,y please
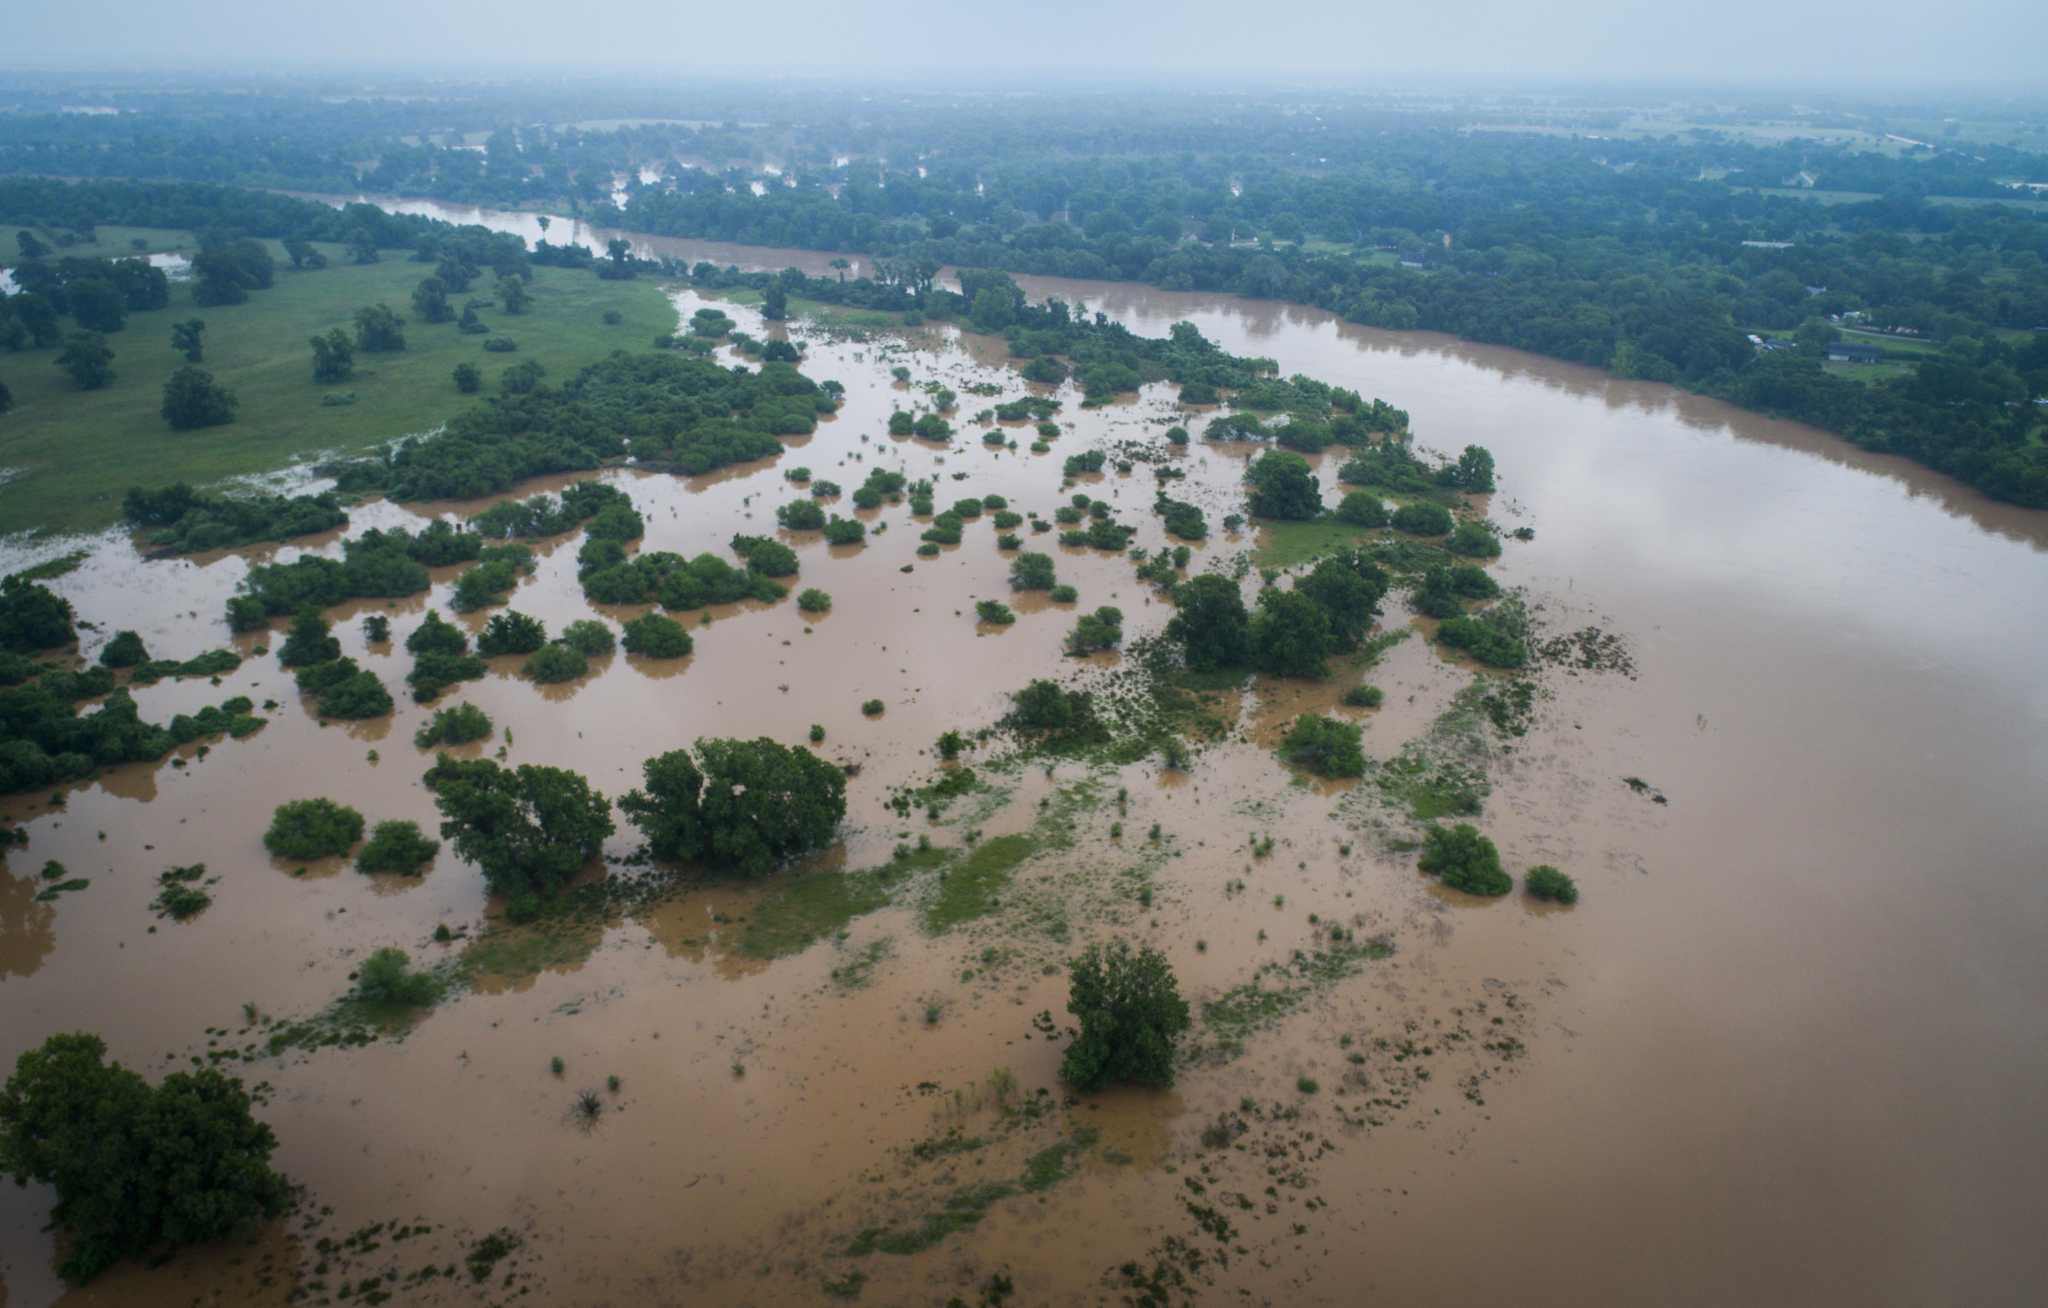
1826,342 -> 1884,364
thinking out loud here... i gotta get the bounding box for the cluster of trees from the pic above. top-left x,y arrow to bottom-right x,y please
416,732 -> 847,913
10,91 -> 2047,497
1166,552 -> 1389,681
122,487 -> 352,556
320,351 -> 833,501
0,1033 -> 289,1284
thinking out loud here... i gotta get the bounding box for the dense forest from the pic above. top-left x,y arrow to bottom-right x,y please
3,80 -> 2046,503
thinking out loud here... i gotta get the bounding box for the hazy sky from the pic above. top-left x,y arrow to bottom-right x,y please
6,0 -> 2046,89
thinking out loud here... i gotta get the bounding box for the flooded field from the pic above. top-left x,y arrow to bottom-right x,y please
3,232 -> 2047,1307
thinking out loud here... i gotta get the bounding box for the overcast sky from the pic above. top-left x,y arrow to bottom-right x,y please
6,0 -> 2046,89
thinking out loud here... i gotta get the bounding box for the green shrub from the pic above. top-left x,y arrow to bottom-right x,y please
355,821 -> 440,875
477,611 -> 547,656
277,611 -> 340,668
798,588 -> 832,613
1066,606 -> 1124,655
975,600 -> 1016,625
99,630 -> 148,669
777,499 -> 826,530
264,798 -> 364,860
1279,713 -> 1364,777
1246,451 -> 1320,520
1060,940 -> 1190,1091
522,642 -> 589,684
315,668 -> 393,720
1435,603 -> 1529,669
1049,584 -> 1079,604
1336,492 -> 1388,527
619,739 -> 848,875
1418,824 -> 1510,896
354,947 -> 440,1006
1448,520 -> 1502,558
731,535 -> 799,577
1525,865 -> 1579,904
1342,684 -> 1385,708
1168,574 -> 1251,671
414,703 -> 492,748
822,517 -> 865,545
1391,502 -> 1453,536
1250,589 -> 1333,678
621,613 -> 693,658
405,611 -> 469,656
862,699 -> 885,716
559,620 -> 615,656
425,756 -> 612,898
1009,551 -> 1056,591
0,1034 -> 289,1284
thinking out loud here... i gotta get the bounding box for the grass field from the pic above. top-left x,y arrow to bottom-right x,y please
1254,517 -> 1376,570
0,234 -> 676,537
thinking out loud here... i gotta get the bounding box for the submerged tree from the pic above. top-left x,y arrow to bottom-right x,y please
1059,940 -> 1190,1091
619,738 -> 846,876
426,756 -> 613,901
0,1033 -> 289,1284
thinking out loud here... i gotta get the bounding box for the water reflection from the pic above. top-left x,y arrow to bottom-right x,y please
0,860 -> 57,980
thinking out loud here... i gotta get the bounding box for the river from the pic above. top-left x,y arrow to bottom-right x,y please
0,196 -> 2043,1306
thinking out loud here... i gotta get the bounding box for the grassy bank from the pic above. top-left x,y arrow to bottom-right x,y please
0,237 -> 675,537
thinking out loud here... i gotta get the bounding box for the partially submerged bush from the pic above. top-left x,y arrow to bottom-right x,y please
264,798 -> 364,860
559,619 -> 616,656
477,611 -> 547,657
414,703 -> 492,748
354,947 -> 440,1006
425,757 -> 613,899
619,738 -> 847,875
1279,713 -> 1365,777
1418,823 -> 1510,896
1066,606 -> 1124,656
99,630 -> 148,669
1167,574 -> 1250,671
1448,520 -> 1502,558
1342,684 -> 1385,708
1336,491 -> 1387,527
356,820 -> 440,875
1525,865 -> 1579,904
1009,551 -> 1057,591
798,588 -> 832,614
621,613 -> 693,658
522,642 -> 589,684
0,1033 -> 289,1284
1060,939 -> 1190,1091
1391,501 -> 1453,536
975,600 -> 1016,625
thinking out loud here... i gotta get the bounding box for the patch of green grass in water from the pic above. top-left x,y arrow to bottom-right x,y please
1195,937 -> 1395,1063
1254,517 -> 1377,570
745,845 -> 951,958
829,937 -> 894,990
7,551 -> 89,582
458,921 -> 605,980
845,1126 -> 1100,1257
923,833 -> 1037,933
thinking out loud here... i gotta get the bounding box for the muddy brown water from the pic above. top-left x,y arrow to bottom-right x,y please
3,215 -> 2046,1306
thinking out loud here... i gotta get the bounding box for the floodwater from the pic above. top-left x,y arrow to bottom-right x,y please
2,211 -> 2046,1307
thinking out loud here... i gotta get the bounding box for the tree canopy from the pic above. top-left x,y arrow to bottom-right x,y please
619,738 -> 847,876
426,756 -> 614,901
0,1033 -> 290,1284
